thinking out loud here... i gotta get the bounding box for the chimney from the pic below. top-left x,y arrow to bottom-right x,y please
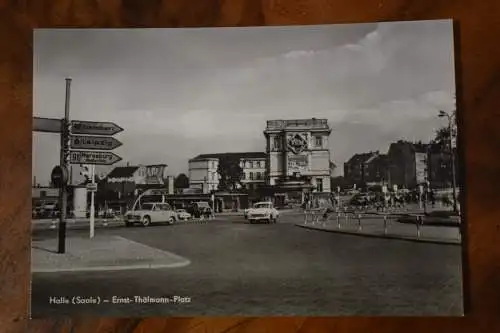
127,162 -> 130,167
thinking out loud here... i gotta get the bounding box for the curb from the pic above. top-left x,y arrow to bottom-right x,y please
295,223 -> 461,246
32,260 -> 191,273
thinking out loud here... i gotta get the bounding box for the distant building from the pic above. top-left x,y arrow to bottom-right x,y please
344,151 -> 389,187
32,187 -> 59,200
387,141 -> 430,189
188,152 -> 267,194
101,164 -> 172,212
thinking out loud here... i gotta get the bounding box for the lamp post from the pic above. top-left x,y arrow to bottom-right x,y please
438,110 -> 458,213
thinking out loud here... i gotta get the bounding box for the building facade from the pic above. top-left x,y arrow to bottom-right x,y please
262,119 -> 332,205
344,151 -> 389,187
188,153 -> 267,194
387,141 -> 430,189
428,145 -> 459,189
100,164 -> 173,213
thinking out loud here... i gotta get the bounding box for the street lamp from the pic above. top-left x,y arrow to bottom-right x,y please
438,110 -> 458,213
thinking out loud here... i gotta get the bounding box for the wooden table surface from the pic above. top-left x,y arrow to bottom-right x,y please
1,1 -> 500,332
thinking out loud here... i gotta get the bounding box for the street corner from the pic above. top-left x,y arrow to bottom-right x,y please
31,235 -> 191,273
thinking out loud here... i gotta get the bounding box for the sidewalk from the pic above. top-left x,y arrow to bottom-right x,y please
296,216 -> 461,245
32,235 -> 190,273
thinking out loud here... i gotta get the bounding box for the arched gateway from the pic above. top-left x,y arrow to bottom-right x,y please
262,118 -> 333,206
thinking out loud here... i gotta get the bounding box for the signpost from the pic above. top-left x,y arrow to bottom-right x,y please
71,136 -> 122,150
69,129 -> 122,238
70,151 -> 122,165
32,78 -> 124,246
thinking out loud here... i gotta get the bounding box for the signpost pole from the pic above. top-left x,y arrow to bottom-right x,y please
90,164 -> 96,238
58,78 -> 71,254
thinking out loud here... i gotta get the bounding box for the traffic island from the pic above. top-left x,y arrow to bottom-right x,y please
32,235 -> 191,273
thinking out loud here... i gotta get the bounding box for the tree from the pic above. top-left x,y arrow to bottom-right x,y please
174,173 -> 190,190
217,155 -> 244,192
434,109 -> 457,150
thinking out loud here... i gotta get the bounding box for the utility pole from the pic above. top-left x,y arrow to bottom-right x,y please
89,164 -> 96,238
439,110 -> 458,213
58,77 -> 72,254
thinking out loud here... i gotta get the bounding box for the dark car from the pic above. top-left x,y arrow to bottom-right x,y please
186,202 -> 212,218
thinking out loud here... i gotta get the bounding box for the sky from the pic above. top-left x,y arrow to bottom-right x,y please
33,20 -> 456,186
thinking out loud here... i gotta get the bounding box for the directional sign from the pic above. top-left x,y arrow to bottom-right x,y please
71,120 -> 123,136
71,135 -> 122,150
33,117 -> 62,133
70,150 -> 122,165
86,183 -> 98,192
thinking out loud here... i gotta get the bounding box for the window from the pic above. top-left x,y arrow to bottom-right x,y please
242,173 -> 246,180
246,161 -> 252,168
315,136 -> 323,147
256,172 -> 261,180
253,161 -> 258,168
258,161 -> 264,168
250,172 -> 254,180
316,178 -> 323,192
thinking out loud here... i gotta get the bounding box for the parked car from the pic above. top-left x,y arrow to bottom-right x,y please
186,202 -> 212,218
124,202 -> 177,227
176,209 -> 192,220
246,202 -> 279,224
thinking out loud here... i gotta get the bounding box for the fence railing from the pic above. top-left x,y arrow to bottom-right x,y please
302,208 -> 460,241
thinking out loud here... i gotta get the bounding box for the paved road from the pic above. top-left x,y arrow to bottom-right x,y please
31,215 -> 464,317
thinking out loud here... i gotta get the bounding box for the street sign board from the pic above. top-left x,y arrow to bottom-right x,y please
50,165 -> 68,188
34,117 -> 62,133
70,150 -> 122,165
71,120 -> 123,136
86,183 -> 98,192
70,135 -> 122,150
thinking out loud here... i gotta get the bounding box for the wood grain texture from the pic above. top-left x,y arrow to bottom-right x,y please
0,0 -> 499,332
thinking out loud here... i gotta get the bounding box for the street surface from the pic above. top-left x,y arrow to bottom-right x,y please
31,213 -> 464,317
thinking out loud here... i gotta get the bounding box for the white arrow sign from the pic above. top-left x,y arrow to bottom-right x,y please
70,150 -> 122,165
71,120 -> 123,136
71,135 -> 122,150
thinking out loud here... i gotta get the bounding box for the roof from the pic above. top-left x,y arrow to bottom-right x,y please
190,152 -> 267,161
105,166 -> 139,179
346,152 -> 377,165
389,140 -> 430,154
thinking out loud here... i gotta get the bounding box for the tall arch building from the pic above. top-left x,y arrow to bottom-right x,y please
263,118 -> 332,204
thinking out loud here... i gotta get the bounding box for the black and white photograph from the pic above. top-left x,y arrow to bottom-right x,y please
31,19 -> 464,317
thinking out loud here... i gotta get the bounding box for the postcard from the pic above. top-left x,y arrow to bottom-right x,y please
31,20 -> 463,317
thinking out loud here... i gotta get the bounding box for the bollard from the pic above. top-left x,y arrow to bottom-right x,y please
357,213 -> 362,231
345,212 -> 349,224
416,216 -> 422,238
102,218 -> 108,227
383,215 -> 388,235
337,213 -> 340,229
50,219 -> 57,229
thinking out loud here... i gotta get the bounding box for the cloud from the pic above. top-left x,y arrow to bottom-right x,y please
33,21 -> 455,184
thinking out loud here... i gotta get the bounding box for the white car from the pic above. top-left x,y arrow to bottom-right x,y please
124,202 -> 177,227
246,202 -> 279,224
176,209 -> 192,220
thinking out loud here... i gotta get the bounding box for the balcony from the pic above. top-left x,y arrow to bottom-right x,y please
265,119 -> 329,131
